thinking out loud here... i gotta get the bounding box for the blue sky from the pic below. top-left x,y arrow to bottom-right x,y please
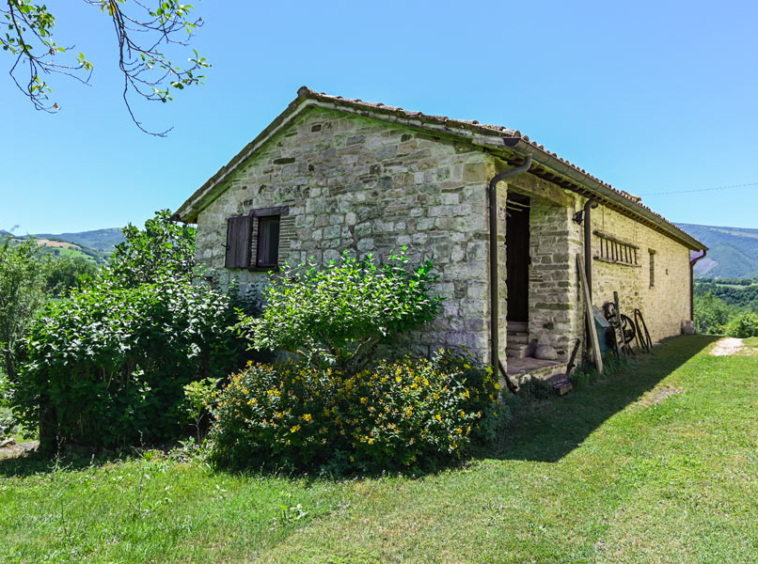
2,0 -> 757,234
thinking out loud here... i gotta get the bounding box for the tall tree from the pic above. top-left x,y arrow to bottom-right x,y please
1,0 -> 209,135
0,236 -> 48,381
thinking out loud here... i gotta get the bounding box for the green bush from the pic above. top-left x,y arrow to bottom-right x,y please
10,211 -> 250,451
725,312 -> 758,338
13,276 -> 248,449
45,256 -> 98,297
108,209 -> 196,287
693,292 -> 733,335
210,351 -> 506,473
237,250 -> 442,370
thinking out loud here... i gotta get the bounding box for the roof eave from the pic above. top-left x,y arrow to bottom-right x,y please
499,138 -> 707,251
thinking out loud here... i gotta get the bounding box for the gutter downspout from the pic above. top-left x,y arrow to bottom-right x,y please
690,250 -> 708,321
583,200 -> 598,299
489,156 -> 532,393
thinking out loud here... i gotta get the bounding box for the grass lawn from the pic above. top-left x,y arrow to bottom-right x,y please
2,334 -> 757,563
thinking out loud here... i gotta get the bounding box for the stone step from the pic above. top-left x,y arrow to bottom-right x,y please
514,363 -> 567,384
506,343 -> 531,359
507,332 -> 530,345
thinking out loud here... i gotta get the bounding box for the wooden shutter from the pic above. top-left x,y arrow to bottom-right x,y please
256,216 -> 280,267
225,215 -> 253,268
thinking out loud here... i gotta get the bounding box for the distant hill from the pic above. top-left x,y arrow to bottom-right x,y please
676,223 -> 758,279
1,227 -> 125,265
32,228 -> 125,252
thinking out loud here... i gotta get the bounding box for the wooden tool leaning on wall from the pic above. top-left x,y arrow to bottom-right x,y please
576,254 -> 603,374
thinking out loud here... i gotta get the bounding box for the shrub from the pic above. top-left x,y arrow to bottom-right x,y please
693,292 -> 732,335
13,275 -> 249,450
725,311 -> 758,338
210,351 -> 507,473
183,377 -> 220,441
108,209 -> 196,287
10,211 -> 254,451
237,250 -> 442,370
45,256 -> 98,297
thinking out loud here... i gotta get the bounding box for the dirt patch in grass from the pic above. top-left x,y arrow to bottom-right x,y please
0,440 -> 38,459
736,337 -> 758,357
638,385 -> 683,406
710,337 -> 744,356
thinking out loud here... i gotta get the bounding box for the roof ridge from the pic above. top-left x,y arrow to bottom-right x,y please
175,86 -> 705,251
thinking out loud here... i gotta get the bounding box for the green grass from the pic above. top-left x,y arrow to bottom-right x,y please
2,335 -> 758,563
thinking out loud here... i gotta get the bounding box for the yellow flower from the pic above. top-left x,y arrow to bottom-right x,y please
290,424 -> 301,433
242,389 -> 249,395
435,414 -> 442,421
349,456 -> 355,462
460,410 -> 466,417
456,427 -> 463,434
433,392 -> 440,400
380,376 -> 388,383
302,413 -> 313,422
396,376 -> 402,383
406,407 -> 413,416
368,438 -> 375,445
360,397 -> 368,404
423,378 -> 429,386
494,382 -> 501,390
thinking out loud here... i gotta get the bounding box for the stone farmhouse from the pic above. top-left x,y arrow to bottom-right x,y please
175,87 -> 707,381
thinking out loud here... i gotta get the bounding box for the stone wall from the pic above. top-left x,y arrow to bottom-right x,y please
194,106 -> 495,360
585,203 -> 692,343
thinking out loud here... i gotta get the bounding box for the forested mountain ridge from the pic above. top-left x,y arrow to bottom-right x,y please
676,223 -> 758,279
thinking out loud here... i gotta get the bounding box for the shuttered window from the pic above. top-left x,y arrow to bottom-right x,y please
225,206 -> 289,270
256,216 -> 280,268
225,215 -> 253,268
649,250 -> 656,287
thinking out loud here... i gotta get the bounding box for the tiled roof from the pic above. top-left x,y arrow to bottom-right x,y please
176,86 -> 706,251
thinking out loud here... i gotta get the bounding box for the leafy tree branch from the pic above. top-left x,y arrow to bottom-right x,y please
1,0 -> 209,135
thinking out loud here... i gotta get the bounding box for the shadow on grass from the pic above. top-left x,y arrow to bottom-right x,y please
0,336 -> 720,479
481,334 -> 719,463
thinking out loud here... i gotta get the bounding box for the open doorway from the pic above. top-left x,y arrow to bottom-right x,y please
506,192 -> 530,332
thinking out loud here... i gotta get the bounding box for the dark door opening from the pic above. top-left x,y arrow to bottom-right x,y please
506,193 -> 530,325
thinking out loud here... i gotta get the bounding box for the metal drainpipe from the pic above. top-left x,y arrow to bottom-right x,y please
690,250 -> 708,320
583,199 -> 598,299
488,156 -> 532,388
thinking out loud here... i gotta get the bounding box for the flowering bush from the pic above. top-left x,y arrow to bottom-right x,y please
210,351 -> 507,472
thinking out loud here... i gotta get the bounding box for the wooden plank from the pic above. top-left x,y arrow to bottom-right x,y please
613,291 -> 629,361
576,254 -> 603,374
